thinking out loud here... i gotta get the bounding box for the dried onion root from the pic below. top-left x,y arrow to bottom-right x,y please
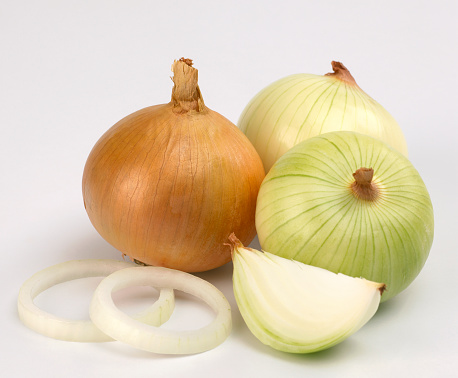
90,266 -> 232,354
17,259 -> 174,342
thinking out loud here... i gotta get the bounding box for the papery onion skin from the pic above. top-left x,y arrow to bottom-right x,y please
255,131 -> 434,301
82,59 -> 265,272
238,61 -> 408,172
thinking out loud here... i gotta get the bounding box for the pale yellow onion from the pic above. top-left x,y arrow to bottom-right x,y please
238,62 -> 408,172
82,58 -> 265,272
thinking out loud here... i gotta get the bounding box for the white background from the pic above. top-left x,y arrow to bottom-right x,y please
1,1 -> 457,377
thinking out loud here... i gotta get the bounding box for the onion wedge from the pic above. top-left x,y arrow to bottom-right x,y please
17,259 -> 174,342
229,234 -> 386,353
90,266 -> 232,354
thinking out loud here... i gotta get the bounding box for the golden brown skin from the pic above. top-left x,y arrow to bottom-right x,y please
82,102 -> 265,272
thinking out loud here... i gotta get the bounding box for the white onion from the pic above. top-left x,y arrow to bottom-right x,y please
17,259 -> 174,342
238,61 -> 408,172
90,266 -> 232,354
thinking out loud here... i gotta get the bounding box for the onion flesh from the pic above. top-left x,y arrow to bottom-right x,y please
229,234 -> 385,353
17,259 -> 174,342
90,266 -> 232,354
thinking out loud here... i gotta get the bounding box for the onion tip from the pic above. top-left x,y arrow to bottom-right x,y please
325,61 -> 359,87
171,57 -> 205,113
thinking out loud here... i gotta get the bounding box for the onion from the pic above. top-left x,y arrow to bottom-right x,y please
90,266 -> 232,354
238,61 -> 408,172
255,131 -> 434,301
82,58 -> 265,272
17,259 -> 174,342
229,234 -> 385,353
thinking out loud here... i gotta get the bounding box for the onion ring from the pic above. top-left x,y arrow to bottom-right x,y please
90,266 -> 232,354
17,259 -> 174,342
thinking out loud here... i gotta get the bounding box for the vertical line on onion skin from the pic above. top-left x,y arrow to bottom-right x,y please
351,85 -> 370,138
370,201 -> 406,299
264,78 -> 331,164
142,110 -> 180,264
377,184 -> 427,297
353,86 -> 383,141
98,116 -> 146,241
365,200 -> 376,281
347,200 -> 363,276
305,82 -> 338,138
368,202 -> 391,291
321,135 -> 355,175
248,77 -> 311,146
276,195 -> 353,260
253,78 -> 326,169
339,83 -> 349,131
334,194 -> 363,275
317,81 -> 342,136
288,80 -> 333,144
291,81 -> 335,145
126,115 -> 171,254
304,194 -> 355,270
239,75 -> 303,136
304,146 -> 352,184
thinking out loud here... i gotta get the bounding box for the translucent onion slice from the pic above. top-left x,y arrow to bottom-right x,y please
17,259 -> 174,342
90,266 -> 232,354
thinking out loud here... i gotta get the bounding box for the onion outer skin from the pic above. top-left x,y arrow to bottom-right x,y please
90,266 -> 232,354
255,131 -> 434,302
238,63 -> 408,172
230,235 -> 385,353
82,59 -> 265,272
17,259 -> 174,342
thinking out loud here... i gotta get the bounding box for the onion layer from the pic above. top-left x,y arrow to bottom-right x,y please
17,259 -> 174,342
229,234 -> 385,353
90,266 -> 232,354
82,58 -> 265,272
238,61 -> 408,172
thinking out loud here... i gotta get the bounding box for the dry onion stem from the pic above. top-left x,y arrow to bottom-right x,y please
82,58 -> 265,272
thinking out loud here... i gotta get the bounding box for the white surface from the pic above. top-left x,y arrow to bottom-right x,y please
1,1 -> 457,377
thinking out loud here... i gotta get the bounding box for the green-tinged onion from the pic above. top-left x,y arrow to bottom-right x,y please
255,131 -> 434,301
17,259 -> 174,342
238,61 -> 408,172
90,266 -> 232,354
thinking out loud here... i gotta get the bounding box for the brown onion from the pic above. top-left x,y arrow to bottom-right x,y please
82,58 -> 265,272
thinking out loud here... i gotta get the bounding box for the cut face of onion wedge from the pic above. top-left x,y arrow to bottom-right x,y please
17,259 -> 174,342
229,235 -> 385,353
89,266 -> 232,354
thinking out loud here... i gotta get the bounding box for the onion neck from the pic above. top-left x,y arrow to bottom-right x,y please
325,61 -> 359,88
171,58 -> 205,113
350,167 -> 380,202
